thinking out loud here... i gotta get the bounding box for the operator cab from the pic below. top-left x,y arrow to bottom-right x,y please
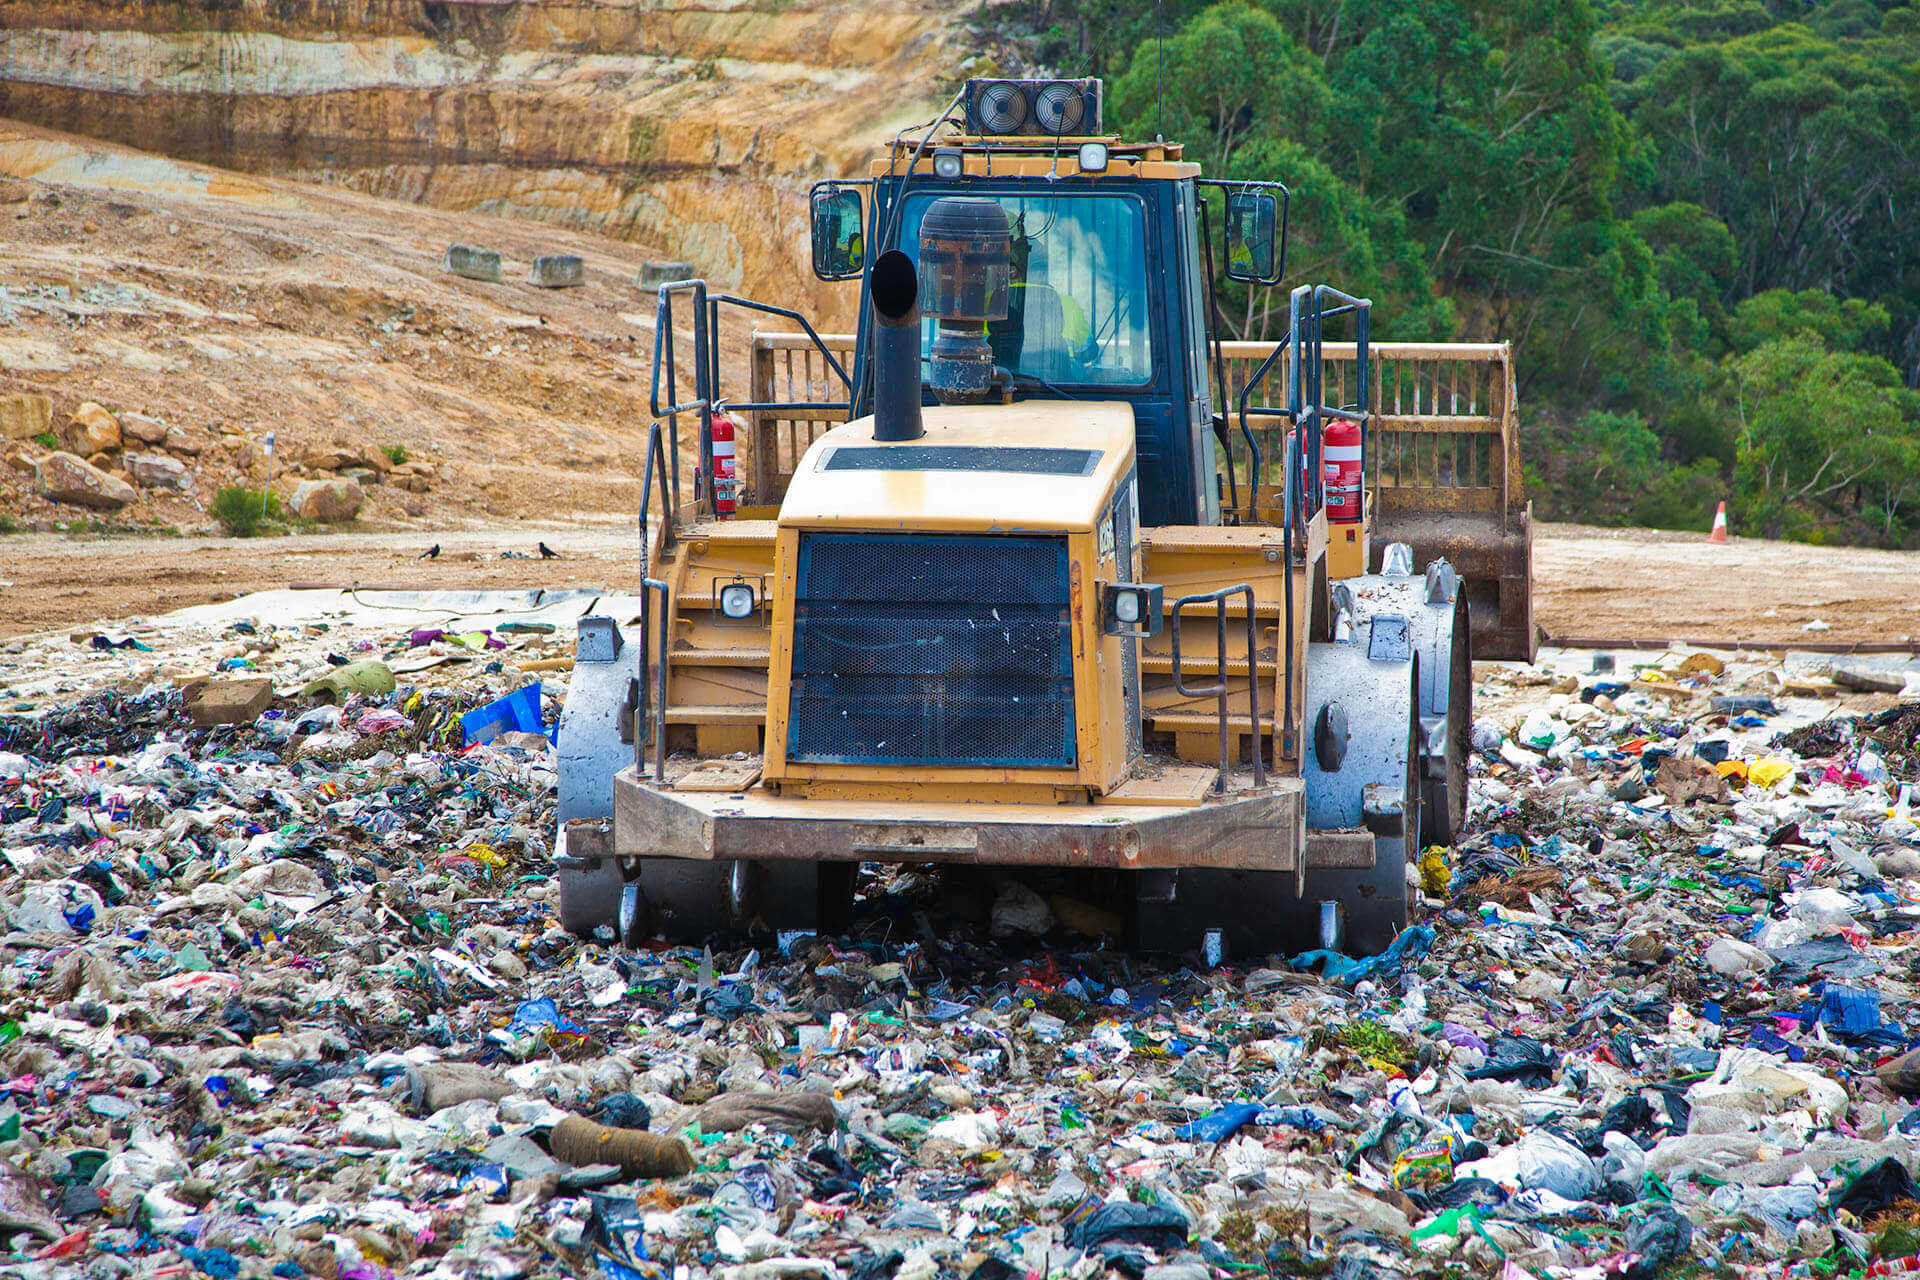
808,77 -> 1288,531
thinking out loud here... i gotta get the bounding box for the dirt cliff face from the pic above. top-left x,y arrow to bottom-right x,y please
0,0 -> 976,323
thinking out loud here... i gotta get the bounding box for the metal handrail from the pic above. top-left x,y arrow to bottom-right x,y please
636,577 -> 670,782
1277,284 -> 1372,761
1169,584 -> 1266,794
637,421 -> 675,562
650,278 -> 851,519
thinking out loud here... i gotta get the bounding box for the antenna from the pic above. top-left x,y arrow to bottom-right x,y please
1155,0 -> 1166,143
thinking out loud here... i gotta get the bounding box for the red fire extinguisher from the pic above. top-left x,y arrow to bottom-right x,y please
1323,418 -> 1363,523
710,406 -> 739,520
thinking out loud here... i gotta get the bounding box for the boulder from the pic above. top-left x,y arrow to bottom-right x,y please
291,478 -> 365,523
65,402 -> 121,455
0,393 -> 51,441
165,428 -> 205,457
6,452 -> 34,474
120,413 -> 169,445
528,254 -> 585,288
32,452 -> 135,510
126,453 -> 193,492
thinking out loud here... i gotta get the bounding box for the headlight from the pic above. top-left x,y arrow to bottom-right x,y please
718,582 -> 756,620
1102,583 -> 1162,637
1076,142 -> 1109,173
932,148 -> 964,180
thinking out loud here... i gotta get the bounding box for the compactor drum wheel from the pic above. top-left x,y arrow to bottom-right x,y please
1425,593 -> 1471,847
553,617 -> 843,943
1135,654 -> 1422,961
1297,653 -> 1422,956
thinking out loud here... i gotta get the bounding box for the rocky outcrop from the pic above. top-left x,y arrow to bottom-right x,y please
0,0 -> 972,320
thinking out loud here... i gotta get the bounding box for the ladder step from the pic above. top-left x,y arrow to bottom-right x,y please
1160,599 -> 1283,618
669,648 -> 772,668
1141,655 -> 1277,677
662,704 -> 766,725
1147,711 -> 1270,733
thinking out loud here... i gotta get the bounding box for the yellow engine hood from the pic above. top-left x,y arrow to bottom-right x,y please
778,402 -> 1137,534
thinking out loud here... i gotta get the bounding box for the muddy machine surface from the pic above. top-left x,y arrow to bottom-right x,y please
556,79 -> 1536,956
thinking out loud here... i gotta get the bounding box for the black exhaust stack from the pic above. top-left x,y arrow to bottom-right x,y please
869,249 -> 923,443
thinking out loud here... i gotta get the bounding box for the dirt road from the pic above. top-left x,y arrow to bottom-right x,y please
1533,522 -> 1919,648
3,519 -> 1913,647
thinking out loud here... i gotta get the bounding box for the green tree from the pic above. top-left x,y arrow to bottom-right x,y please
1729,335 -> 1914,535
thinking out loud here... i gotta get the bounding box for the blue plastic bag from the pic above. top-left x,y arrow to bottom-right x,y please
1291,924 -> 1436,987
508,997 -> 583,1037
1174,1102 -> 1262,1142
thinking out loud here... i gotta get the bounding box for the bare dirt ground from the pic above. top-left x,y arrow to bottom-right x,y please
1533,522 -> 1920,647
4,519 -> 1915,646
0,120 -> 754,531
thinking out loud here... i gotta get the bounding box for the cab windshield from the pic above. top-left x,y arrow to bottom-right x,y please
898,192 -> 1155,388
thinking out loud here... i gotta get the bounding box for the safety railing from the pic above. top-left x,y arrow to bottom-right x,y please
1213,339 -> 1520,529
1170,584 -> 1267,792
634,576 -> 670,783
637,420 -> 674,565
743,331 -> 1517,526
649,281 -> 852,525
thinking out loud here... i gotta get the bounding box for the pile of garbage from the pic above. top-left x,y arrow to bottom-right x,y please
2,596 -> 1919,1280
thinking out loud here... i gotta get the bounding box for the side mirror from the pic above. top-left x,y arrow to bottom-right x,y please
1224,190 -> 1282,285
810,187 -> 865,281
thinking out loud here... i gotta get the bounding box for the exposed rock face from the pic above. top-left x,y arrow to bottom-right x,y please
292,477 -> 364,522
33,450 -> 135,508
0,0 -> 967,321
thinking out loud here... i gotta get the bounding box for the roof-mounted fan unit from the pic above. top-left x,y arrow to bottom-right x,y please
1032,81 -> 1089,135
963,79 -> 1102,138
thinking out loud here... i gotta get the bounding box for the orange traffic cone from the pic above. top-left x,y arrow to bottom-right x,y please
1709,501 -> 1729,544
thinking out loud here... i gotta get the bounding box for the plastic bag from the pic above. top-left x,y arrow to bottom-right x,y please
1514,1130 -> 1599,1201
1464,1035 -> 1558,1088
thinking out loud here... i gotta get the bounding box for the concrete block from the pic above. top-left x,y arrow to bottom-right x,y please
443,243 -> 502,283
1835,667 -> 1906,694
636,261 -> 696,289
187,677 -> 273,727
528,255 -> 585,288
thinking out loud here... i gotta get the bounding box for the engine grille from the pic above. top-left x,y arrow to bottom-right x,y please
787,532 -> 1076,768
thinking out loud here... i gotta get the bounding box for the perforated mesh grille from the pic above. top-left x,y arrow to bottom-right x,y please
788,533 -> 1075,768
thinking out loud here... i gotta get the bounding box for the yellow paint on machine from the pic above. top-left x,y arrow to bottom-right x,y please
764,402 -> 1140,797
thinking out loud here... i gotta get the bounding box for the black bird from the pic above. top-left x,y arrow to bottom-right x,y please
537,541 -> 560,559
420,544 -> 440,560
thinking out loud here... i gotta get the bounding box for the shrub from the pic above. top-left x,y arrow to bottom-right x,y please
382,443 -> 408,466
212,486 -> 282,537
31,431 -> 56,450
